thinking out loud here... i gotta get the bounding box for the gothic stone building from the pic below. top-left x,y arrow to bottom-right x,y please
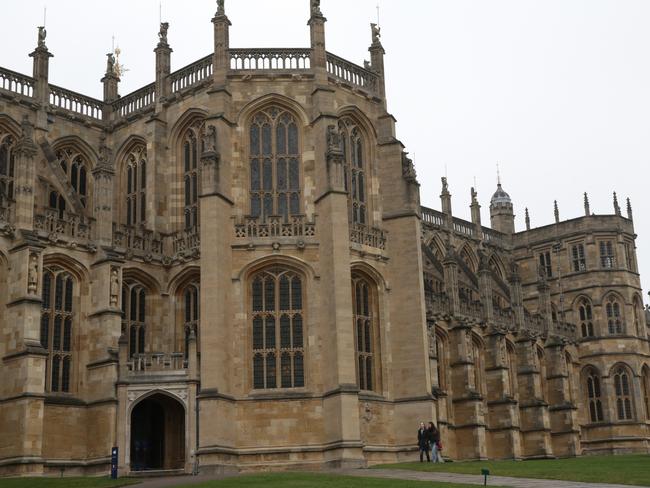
0,1 -> 648,477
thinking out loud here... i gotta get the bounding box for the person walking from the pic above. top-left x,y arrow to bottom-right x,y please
417,422 -> 430,462
428,421 -> 443,463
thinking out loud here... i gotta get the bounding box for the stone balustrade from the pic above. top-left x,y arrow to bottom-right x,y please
234,215 -> 315,239
350,223 -> 386,250
112,224 -> 163,256
34,209 -> 93,242
326,52 -> 378,93
170,54 -> 213,93
49,84 -> 103,120
170,227 -> 200,257
230,48 -> 311,71
0,67 -> 34,98
113,83 -> 155,118
128,352 -> 187,374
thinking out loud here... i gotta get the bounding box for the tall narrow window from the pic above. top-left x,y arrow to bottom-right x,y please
539,251 -> 552,278
585,367 -> 604,422
125,144 -> 147,226
0,131 -> 15,204
40,268 -> 74,392
251,268 -> 304,389
121,283 -> 147,357
571,243 -> 586,272
578,298 -> 594,338
624,241 -> 637,272
249,107 -> 300,221
48,190 -> 67,219
182,126 -> 201,230
339,118 -> 367,225
642,366 -> 650,420
606,296 -> 624,335
56,147 -> 89,208
183,283 -> 200,358
353,275 -> 378,391
613,366 -> 634,420
600,241 -> 616,269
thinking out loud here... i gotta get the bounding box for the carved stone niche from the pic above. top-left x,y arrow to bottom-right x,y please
200,124 -> 221,195
27,252 -> 39,295
109,266 -> 120,308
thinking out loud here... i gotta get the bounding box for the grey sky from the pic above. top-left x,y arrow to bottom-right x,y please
2,0 -> 648,297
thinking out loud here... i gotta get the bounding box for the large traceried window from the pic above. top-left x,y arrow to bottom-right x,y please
121,283 -> 147,357
183,283 -> 200,357
606,295 -> 624,335
251,268 -> 304,389
0,131 -> 15,204
57,147 -> 88,208
182,125 -> 201,230
125,144 -> 147,226
249,107 -> 300,221
352,274 -> 380,392
40,268 -> 74,393
585,367 -> 604,422
578,298 -> 594,338
613,365 -> 634,421
339,118 -> 367,225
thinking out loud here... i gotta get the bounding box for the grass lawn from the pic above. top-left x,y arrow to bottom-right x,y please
374,454 -> 650,486
175,473 -> 506,488
0,477 -> 138,488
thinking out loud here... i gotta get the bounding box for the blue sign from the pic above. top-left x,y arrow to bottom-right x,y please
110,447 -> 118,479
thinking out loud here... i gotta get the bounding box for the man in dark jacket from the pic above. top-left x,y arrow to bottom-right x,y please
417,422 -> 430,462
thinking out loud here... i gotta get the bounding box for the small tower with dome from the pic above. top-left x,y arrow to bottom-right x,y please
490,181 -> 515,234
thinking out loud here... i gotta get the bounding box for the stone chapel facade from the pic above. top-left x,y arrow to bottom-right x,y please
0,0 -> 648,477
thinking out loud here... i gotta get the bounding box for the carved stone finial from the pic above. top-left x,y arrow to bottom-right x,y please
584,192 -> 590,216
37,26 -> 47,48
627,197 -> 633,220
554,200 -> 559,223
363,60 -> 371,70
27,253 -> 39,295
441,176 -> 449,194
217,0 -> 225,16
471,187 -> 478,205
106,53 -> 116,75
613,191 -> 621,216
401,152 -> 417,183
525,207 -> 530,230
202,125 -> 218,154
158,22 -> 169,45
310,0 -> 322,17
371,23 -> 381,45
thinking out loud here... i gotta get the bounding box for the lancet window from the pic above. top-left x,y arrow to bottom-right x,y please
249,107 -> 301,221
183,283 -> 200,357
585,367 -> 604,422
613,365 -> 634,421
606,295 -> 624,335
56,147 -> 88,208
40,268 -> 74,392
339,118 -> 367,225
0,131 -> 15,204
121,283 -> 147,357
125,144 -> 147,226
353,274 -> 379,391
48,190 -> 67,219
578,298 -> 594,338
252,268 -> 304,389
600,240 -> 616,269
571,243 -> 586,272
182,125 -> 201,230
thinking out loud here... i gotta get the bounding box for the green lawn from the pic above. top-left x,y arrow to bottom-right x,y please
0,478 -> 138,488
175,473 -> 504,488
375,454 -> 650,486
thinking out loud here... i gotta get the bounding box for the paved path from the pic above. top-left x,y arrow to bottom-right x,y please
337,468 -> 648,488
129,469 -> 648,488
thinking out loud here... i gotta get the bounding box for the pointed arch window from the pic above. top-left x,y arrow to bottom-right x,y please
183,283 -> 200,358
0,131 -> 15,204
121,283 -> 147,357
339,118 -> 367,225
251,268 -> 304,389
613,366 -> 634,421
352,274 -> 380,392
585,367 -> 604,422
578,298 -> 594,338
125,144 -> 147,226
249,107 -> 300,221
48,190 -> 67,219
606,296 -> 624,335
182,126 -> 200,230
40,268 -> 74,392
56,148 -> 88,208
642,366 -> 650,420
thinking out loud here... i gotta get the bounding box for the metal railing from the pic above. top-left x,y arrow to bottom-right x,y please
170,54 -> 213,93
0,67 -> 34,98
230,48 -> 311,71
113,83 -> 155,118
326,52 -> 378,93
49,85 -> 103,120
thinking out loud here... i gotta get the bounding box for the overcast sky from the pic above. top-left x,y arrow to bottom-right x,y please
2,0 -> 648,298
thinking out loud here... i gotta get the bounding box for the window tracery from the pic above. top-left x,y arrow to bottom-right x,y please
251,267 -> 304,389
0,130 -> 15,204
600,240 -> 616,269
353,274 -> 379,391
613,365 -> 634,421
571,243 -> 586,272
585,367 -> 604,422
56,147 -> 88,208
578,298 -> 594,338
339,118 -> 366,225
40,267 -> 74,392
606,295 -> 624,335
182,123 -> 202,230
121,282 -> 147,357
125,144 -> 147,226
249,107 -> 300,221
183,283 -> 200,357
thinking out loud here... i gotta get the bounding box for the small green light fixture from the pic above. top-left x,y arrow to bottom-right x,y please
481,468 -> 490,486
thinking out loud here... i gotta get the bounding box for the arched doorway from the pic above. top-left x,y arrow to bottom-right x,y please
130,393 -> 185,471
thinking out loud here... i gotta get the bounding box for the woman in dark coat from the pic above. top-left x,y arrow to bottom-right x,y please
417,422 -> 430,462
428,421 -> 443,463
